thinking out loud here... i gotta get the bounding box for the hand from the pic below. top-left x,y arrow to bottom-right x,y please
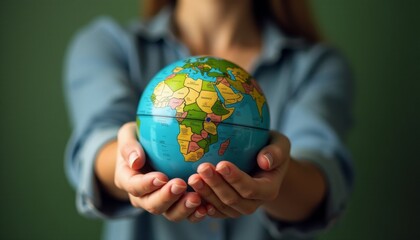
114,122 -> 207,222
188,131 -> 291,218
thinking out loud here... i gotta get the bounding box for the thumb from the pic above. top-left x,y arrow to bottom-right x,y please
118,122 -> 146,170
257,131 -> 290,171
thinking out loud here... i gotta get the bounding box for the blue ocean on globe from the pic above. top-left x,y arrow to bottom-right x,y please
137,56 -> 270,180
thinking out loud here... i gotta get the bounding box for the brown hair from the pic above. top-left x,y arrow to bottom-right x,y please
143,0 -> 321,42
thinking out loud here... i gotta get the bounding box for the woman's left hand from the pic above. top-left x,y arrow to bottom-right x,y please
188,131 -> 291,218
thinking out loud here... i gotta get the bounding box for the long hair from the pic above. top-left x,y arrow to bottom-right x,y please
142,0 -> 321,42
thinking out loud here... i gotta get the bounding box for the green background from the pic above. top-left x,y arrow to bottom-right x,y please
1,0 -> 419,239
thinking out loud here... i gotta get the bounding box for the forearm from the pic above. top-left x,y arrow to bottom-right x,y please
262,159 -> 327,222
95,140 -> 129,201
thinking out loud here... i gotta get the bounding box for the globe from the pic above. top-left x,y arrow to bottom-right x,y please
137,56 -> 270,180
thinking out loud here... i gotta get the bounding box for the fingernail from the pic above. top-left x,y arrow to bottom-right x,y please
194,211 -> 205,218
200,166 -> 213,178
171,184 -> 186,195
264,153 -> 273,169
185,200 -> 200,209
217,165 -> 231,176
152,178 -> 166,187
207,206 -> 216,215
191,179 -> 203,190
128,152 -> 139,168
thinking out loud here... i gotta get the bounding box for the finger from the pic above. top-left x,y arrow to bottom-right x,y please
216,161 -> 278,201
139,178 -> 187,215
189,168 -> 241,218
118,122 -> 145,170
198,163 -> 259,215
114,153 -> 143,191
257,131 -> 290,171
119,171 -> 168,197
163,192 -> 201,222
205,204 -> 227,218
188,205 -> 207,223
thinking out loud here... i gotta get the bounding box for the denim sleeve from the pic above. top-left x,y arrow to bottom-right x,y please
265,46 -> 354,238
63,18 -> 142,218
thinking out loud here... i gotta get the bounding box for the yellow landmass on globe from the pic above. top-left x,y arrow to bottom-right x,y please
179,140 -> 189,155
176,102 -> 185,113
202,64 -> 212,69
153,82 -> 174,107
184,148 -> 205,162
154,101 -> 168,108
153,81 -> 166,96
173,87 -> 189,99
227,67 -> 249,83
184,77 -> 202,92
203,121 -> 217,135
161,84 -> 174,99
197,91 -> 218,113
177,124 -> 193,141
251,87 -> 265,117
185,88 -> 199,105
221,107 -> 235,121
225,78 -> 245,93
216,83 -> 244,105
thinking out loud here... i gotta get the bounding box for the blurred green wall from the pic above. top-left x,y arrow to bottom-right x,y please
1,0 -> 419,239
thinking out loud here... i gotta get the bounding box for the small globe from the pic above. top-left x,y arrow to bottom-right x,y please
137,56 -> 270,180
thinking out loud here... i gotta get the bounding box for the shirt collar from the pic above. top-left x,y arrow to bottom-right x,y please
259,20 -> 306,65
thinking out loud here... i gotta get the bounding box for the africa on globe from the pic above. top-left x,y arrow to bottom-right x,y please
137,56 -> 270,180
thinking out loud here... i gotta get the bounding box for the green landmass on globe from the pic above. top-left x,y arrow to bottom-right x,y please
149,57 -> 267,162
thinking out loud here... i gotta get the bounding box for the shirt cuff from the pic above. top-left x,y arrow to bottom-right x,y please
76,127 -> 143,219
259,148 -> 350,238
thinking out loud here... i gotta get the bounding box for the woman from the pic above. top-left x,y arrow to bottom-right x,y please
64,0 -> 353,239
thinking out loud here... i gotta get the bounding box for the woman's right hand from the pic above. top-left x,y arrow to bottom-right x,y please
114,122 -> 207,222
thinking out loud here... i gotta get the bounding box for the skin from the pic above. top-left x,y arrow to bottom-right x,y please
173,0 -> 262,70
95,0 -> 327,223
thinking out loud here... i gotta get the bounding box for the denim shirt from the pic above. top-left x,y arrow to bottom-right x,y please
64,7 -> 354,240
